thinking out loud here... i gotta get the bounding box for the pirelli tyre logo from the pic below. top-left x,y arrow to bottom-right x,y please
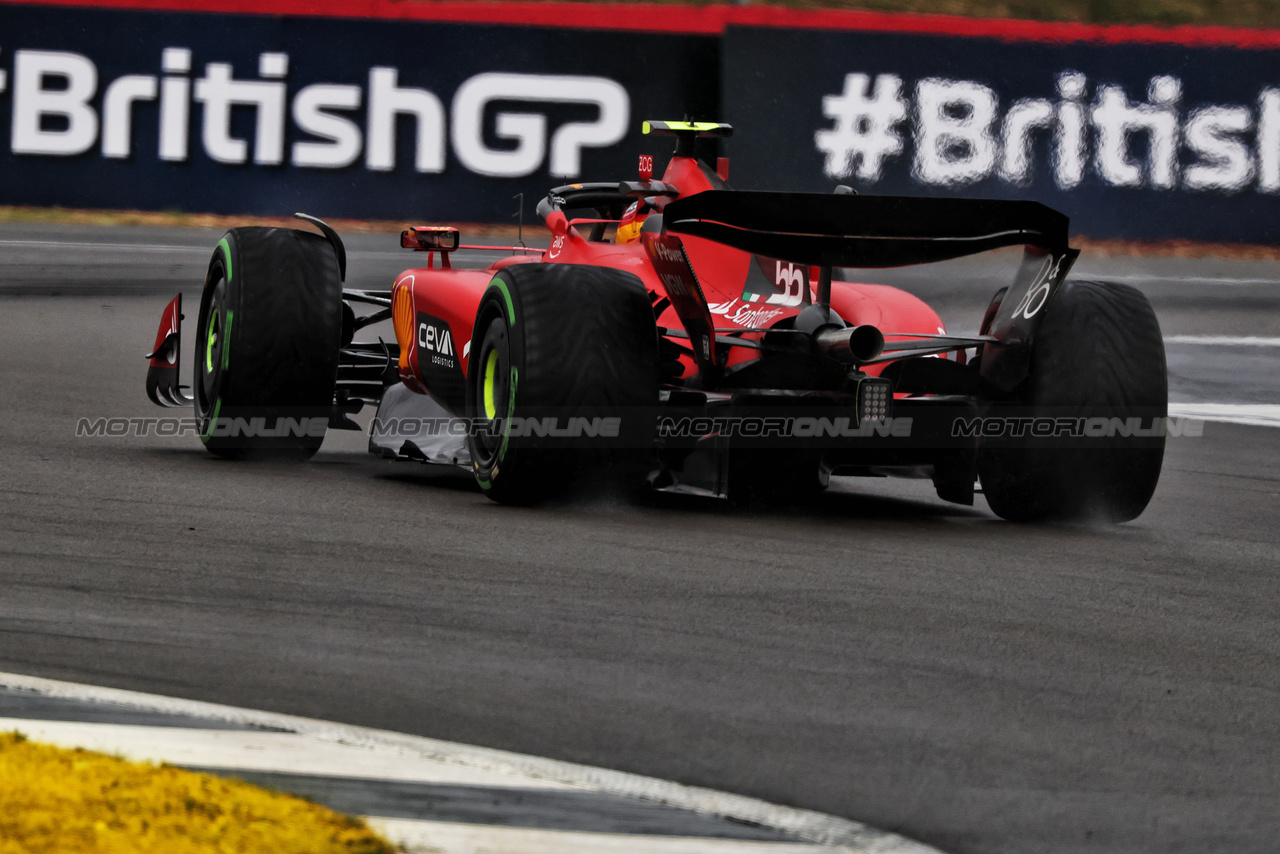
1,49 -> 628,179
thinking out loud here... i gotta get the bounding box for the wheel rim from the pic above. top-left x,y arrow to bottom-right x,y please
199,292 -> 224,406
471,315 -> 511,464
205,309 -> 221,376
195,272 -> 228,434
483,349 -> 500,421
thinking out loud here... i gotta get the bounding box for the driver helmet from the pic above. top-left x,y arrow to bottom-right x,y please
616,200 -> 649,244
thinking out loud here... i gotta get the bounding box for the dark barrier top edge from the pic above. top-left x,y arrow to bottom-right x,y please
6,0 -> 1280,45
0,0 -> 724,33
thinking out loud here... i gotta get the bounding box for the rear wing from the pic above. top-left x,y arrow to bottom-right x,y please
661,190 -> 1078,391
661,190 -> 1068,268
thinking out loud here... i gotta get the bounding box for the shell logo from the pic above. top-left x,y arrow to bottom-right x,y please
392,275 -> 416,372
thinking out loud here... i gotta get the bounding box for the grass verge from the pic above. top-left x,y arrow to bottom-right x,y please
0,731 -> 397,854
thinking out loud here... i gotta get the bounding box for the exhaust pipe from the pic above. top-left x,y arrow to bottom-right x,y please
813,324 -> 885,364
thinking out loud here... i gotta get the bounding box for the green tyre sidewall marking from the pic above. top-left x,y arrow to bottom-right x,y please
216,237 -> 234,373
490,276 -> 515,321
216,236 -> 233,284
498,366 -> 517,465
201,398 -> 221,442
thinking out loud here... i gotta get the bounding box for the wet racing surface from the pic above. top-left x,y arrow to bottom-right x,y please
2,223 -> 1278,854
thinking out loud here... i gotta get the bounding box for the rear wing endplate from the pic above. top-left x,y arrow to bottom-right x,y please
662,190 -> 1078,391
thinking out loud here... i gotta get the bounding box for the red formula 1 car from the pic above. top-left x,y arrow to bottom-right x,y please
146,121 -> 1168,522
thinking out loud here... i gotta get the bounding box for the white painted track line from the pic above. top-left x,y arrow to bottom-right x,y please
1103,275 -> 1280,286
0,672 -> 945,854
0,238 -> 511,259
1167,403 -> 1280,428
1166,335 -> 1280,346
369,819 -> 842,854
0,239 -> 207,252
0,718 -> 582,790
0,718 -> 835,853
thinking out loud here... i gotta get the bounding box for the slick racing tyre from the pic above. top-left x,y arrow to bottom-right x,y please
466,263 -> 659,504
194,227 -> 343,459
978,279 -> 1167,523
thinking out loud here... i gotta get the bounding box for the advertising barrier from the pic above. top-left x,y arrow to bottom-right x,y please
722,22 -> 1280,244
2,0 -> 1280,242
0,2 -> 717,221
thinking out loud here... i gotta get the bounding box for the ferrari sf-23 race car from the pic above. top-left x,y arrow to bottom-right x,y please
145,120 -> 1168,522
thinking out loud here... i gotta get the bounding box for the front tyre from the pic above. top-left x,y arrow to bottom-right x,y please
194,227 -> 343,459
465,264 -> 659,504
978,279 -> 1167,522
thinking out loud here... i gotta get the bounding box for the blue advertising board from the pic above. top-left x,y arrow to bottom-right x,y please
4,0 -> 1280,244
0,2 -> 717,221
721,23 -> 1280,243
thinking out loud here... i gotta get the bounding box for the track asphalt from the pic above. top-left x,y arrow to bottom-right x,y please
1,222 -> 1278,854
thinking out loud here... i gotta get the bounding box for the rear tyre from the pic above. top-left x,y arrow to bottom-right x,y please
465,264 -> 659,504
978,279 -> 1167,522
194,227 -> 343,459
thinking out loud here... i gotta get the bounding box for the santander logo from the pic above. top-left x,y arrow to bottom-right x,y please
707,300 -> 785,328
